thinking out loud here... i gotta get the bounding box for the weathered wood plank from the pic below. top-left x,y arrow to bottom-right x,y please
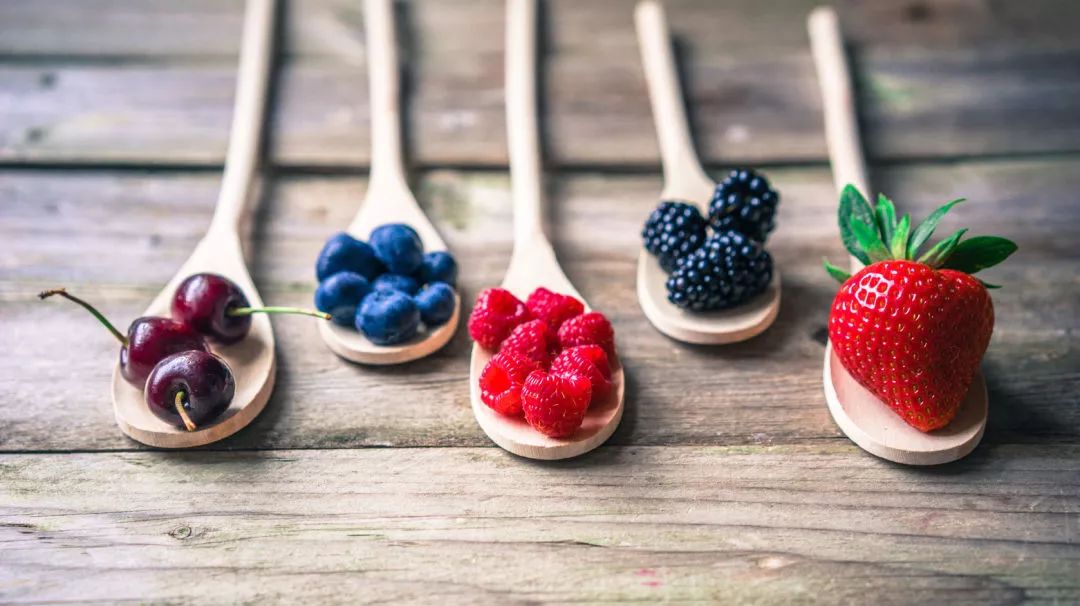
1,445 -> 1077,604
2,2 -> 1080,166
2,158 -> 1077,451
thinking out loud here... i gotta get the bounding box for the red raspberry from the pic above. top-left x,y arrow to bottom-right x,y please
468,288 -> 531,351
479,350 -> 540,416
499,319 -> 557,366
550,345 -> 612,403
525,287 -> 584,332
521,370 -> 592,438
557,311 -> 615,356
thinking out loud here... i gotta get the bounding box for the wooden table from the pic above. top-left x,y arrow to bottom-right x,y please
2,1 -> 1078,603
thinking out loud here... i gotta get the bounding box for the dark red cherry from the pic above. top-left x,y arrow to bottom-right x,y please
120,317 -> 209,386
39,289 -> 208,388
145,350 -> 235,431
172,273 -> 329,345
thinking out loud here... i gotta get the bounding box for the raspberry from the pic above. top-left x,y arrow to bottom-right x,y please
550,345 -> 612,403
499,319 -> 557,366
521,370 -> 592,438
479,350 -> 540,416
557,311 -> 615,357
708,168 -> 779,243
525,287 -> 584,332
666,230 -> 772,311
468,288 -> 531,351
642,201 -> 708,272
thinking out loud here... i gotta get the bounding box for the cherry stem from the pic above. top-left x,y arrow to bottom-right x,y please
38,288 -> 129,346
226,306 -> 330,321
174,391 -> 197,432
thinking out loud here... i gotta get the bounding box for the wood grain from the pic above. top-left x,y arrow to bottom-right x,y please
2,2 -> 1080,167
1,445 -> 1077,604
3,157 -> 1077,452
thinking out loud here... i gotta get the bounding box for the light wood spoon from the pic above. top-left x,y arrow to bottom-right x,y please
318,0 -> 460,364
110,0 -> 278,448
809,6 -> 986,465
634,0 -> 780,345
468,0 -> 625,460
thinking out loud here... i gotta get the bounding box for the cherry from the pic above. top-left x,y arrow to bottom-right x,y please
171,273 -> 329,345
145,350 -> 235,431
39,288 -> 208,387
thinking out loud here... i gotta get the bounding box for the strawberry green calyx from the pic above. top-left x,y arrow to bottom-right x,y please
823,184 -> 1017,287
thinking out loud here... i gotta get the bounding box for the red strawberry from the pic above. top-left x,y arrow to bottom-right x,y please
526,287 -> 584,332
557,311 -> 615,356
550,345 -> 612,403
468,288 -> 531,351
521,370 -> 592,438
825,186 -> 1015,432
499,319 -> 557,367
479,350 -> 540,416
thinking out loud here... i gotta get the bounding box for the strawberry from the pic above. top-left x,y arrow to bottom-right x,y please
824,186 -> 1016,432
468,288 -> 532,351
550,345 -> 612,404
499,319 -> 558,367
525,287 -> 584,332
479,350 -> 540,416
521,370 -> 592,438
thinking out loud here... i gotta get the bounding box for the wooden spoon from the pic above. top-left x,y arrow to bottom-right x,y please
467,0 -> 625,460
809,6 -> 986,465
634,0 -> 780,345
110,0 -> 278,448
318,0 -> 461,364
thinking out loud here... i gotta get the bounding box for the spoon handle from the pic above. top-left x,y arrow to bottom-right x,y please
506,0 -> 546,245
808,7 -> 871,272
364,0 -> 409,195
635,0 -> 711,203
209,0 -> 277,236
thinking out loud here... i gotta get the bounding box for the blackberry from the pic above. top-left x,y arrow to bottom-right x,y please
641,201 -> 708,273
666,230 -> 773,311
708,168 -> 779,243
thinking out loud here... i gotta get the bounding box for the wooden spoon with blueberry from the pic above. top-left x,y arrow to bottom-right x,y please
634,0 -> 780,344
314,0 -> 461,365
465,0 -> 625,461
38,0 -> 331,448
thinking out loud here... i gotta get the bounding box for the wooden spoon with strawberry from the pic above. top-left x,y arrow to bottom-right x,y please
810,8 -> 1016,465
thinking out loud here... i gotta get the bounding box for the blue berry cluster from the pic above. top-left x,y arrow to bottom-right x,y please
641,168 -> 777,311
314,224 -> 458,345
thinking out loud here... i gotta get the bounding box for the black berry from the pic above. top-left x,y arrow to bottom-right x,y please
666,230 -> 773,311
641,201 -> 708,273
708,168 -> 779,243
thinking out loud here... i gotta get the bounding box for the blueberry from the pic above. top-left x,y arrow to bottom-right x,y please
357,290 -> 420,345
372,273 -> 420,295
414,282 -> 456,327
419,251 -> 458,286
369,224 -> 424,275
316,233 -> 384,281
315,271 -> 371,326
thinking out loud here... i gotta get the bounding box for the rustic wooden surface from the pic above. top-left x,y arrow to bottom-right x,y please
1,1 -> 1078,603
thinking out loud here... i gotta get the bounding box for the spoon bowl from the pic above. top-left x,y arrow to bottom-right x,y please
809,6 -> 988,464
467,0 -> 624,460
111,0 -> 277,448
634,0 -> 780,344
318,0 -> 460,364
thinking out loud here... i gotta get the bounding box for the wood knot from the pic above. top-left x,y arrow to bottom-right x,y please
168,525 -> 193,540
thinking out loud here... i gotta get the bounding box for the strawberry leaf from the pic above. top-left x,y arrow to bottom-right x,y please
890,213 -> 910,259
875,194 -> 897,246
907,198 -> 964,259
918,228 -> 968,268
850,216 -> 892,263
979,279 -> 1002,289
839,185 -> 874,265
823,258 -> 851,283
939,236 -> 1018,274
